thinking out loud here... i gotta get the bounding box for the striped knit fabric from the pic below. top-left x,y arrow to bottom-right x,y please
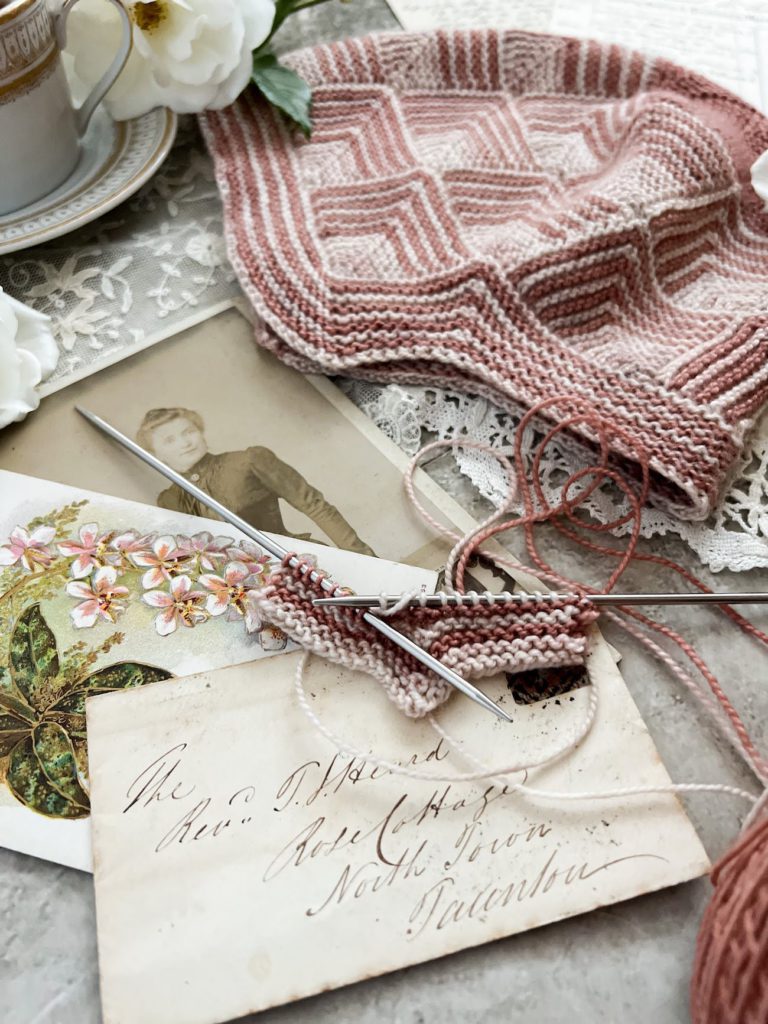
252,559 -> 599,716
200,30 -> 768,519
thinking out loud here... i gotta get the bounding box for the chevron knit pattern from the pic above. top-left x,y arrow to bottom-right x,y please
201,29 -> 768,519
252,558 -> 599,717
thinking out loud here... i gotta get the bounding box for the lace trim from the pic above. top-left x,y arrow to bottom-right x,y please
340,380 -> 768,574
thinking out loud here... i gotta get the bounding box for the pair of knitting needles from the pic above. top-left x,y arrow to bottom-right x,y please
78,407 -> 768,724
76,407 -> 511,723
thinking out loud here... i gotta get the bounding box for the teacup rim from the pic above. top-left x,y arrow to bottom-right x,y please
0,0 -> 39,26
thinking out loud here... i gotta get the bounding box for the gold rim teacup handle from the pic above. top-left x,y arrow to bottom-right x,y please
54,0 -> 133,134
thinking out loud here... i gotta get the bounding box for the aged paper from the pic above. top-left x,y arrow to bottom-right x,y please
0,306 -> 486,571
0,470 -> 436,870
386,0 -> 768,113
88,651 -> 709,1024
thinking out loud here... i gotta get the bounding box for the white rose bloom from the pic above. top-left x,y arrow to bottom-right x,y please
65,0 -> 276,120
0,290 -> 59,430
752,150 -> 768,210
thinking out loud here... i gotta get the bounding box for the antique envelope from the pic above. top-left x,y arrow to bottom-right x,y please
88,648 -> 709,1024
0,470 -> 436,871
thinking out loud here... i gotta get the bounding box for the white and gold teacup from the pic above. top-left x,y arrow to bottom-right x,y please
0,0 -> 131,215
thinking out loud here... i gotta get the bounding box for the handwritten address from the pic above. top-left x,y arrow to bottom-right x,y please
122,742 -> 666,937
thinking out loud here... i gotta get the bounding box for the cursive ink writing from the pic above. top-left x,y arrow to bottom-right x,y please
154,785 -> 256,853
273,742 -> 450,812
307,841 -> 428,917
263,794 -> 413,883
123,743 -> 195,813
443,819 -> 551,871
407,851 -> 668,938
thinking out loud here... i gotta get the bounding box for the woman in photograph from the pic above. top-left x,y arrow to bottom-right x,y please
137,406 -> 376,557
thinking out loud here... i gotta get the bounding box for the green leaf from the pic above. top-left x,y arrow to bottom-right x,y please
70,735 -> 88,779
49,661 -> 172,717
0,690 -> 37,725
6,736 -> 88,819
252,52 -> 313,138
32,723 -> 89,808
81,662 -> 172,691
0,664 -> 12,694
0,713 -> 30,757
10,605 -> 59,711
44,710 -> 86,738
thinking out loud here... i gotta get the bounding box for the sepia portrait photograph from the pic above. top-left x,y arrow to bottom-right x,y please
0,306 -> 477,573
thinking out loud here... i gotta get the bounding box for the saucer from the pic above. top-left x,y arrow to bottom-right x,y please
0,107 -> 177,255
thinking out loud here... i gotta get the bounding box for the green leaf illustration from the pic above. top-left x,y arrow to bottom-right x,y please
70,735 -> 89,779
81,662 -> 171,692
32,722 -> 89,809
44,710 -> 86,739
0,601 -> 172,819
49,662 -> 172,718
252,52 -> 312,138
6,736 -> 88,819
0,690 -> 36,725
0,712 -> 30,758
10,604 -> 59,711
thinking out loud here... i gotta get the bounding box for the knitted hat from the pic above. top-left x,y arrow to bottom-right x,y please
200,30 -> 768,519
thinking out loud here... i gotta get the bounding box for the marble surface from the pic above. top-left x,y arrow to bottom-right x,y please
3,3 -> 768,1023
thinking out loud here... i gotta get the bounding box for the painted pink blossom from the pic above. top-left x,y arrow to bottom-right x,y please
111,531 -> 156,558
142,575 -> 208,636
0,525 -> 56,572
226,540 -> 272,585
58,522 -> 117,578
129,535 -> 189,589
66,566 -> 130,628
175,532 -> 231,572
199,561 -> 262,632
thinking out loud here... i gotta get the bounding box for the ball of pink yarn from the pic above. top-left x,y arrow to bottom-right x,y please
691,815 -> 768,1023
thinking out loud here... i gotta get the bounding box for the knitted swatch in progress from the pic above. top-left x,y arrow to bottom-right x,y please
200,29 -> 768,520
252,556 -> 599,717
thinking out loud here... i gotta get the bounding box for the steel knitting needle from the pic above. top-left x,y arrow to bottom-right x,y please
75,407 -> 512,724
312,592 -> 768,609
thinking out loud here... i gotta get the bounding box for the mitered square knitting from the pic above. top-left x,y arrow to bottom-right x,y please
201,30 -> 768,519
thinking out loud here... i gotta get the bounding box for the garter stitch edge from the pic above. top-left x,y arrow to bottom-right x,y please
200,29 -> 768,519
252,558 -> 599,717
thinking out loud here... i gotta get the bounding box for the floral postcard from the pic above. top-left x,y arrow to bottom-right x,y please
87,651 -> 709,1024
0,469 -> 437,871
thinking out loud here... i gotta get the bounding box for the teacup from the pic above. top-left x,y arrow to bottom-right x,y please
0,0 -> 131,216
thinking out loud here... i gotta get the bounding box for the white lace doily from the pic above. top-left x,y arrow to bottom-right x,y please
341,381 -> 768,574
0,117 -> 240,392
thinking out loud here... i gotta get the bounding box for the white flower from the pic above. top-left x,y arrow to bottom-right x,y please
185,231 -> 227,267
752,150 -> 768,210
0,289 -> 59,430
65,0 -> 276,120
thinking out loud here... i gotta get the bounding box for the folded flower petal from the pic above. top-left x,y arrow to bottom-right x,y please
206,592 -> 230,616
71,599 -> 100,628
142,567 -> 166,590
154,607 -> 178,636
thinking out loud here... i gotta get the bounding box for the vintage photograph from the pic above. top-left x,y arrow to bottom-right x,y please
136,404 -> 376,556
0,306 -> 469,571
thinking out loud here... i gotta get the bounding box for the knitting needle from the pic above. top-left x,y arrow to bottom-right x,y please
75,407 -> 512,723
312,592 -> 768,609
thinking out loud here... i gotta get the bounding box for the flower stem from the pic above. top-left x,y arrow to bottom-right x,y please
0,569 -> 50,607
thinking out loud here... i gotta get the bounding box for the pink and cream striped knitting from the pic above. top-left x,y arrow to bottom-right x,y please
252,555 -> 599,716
200,29 -> 768,519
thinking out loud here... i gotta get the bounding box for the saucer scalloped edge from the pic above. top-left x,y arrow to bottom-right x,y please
0,107 -> 177,255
